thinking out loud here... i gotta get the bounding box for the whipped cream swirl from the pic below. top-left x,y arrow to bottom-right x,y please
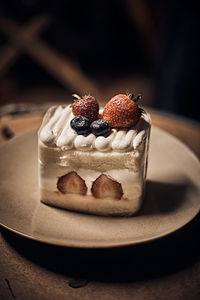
39,105 -> 150,152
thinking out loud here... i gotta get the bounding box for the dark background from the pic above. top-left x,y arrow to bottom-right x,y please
0,0 -> 199,121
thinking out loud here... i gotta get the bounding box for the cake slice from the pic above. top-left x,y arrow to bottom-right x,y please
38,93 -> 151,216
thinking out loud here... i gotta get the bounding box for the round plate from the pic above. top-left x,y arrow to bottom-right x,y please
0,127 -> 200,248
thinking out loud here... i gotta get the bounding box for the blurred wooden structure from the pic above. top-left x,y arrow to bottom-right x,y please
124,0 -> 157,58
0,15 -> 99,96
0,4 -> 157,108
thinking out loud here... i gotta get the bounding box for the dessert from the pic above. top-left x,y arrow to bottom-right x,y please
38,93 -> 151,216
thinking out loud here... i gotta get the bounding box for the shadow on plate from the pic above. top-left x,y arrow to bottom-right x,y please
1,210 -> 200,284
139,179 -> 191,216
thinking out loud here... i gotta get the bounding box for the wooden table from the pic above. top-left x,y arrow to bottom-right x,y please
0,106 -> 200,300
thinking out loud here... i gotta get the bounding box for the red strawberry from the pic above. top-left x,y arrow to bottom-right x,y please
102,93 -> 141,128
57,171 -> 87,195
72,94 -> 99,122
91,174 -> 123,199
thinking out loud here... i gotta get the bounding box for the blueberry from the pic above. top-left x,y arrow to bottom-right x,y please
90,119 -> 110,136
70,115 -> 90,135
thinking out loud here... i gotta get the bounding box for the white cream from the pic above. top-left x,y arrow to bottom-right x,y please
94,129 -> 116,152
39,105 -> 151,152
56,112 -> 75,149
52,106 -> 71,137
74,133 -> 96,151
39,105 -> 63,144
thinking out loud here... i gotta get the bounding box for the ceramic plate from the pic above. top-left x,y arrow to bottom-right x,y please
0,126 -> 200,248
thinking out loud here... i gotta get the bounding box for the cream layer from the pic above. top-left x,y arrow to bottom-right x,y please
39,105 -> 151,152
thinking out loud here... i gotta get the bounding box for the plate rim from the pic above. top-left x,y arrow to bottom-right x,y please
0,214 -> 199,249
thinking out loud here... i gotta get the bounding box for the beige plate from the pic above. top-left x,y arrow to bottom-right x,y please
0,127 -> 200,248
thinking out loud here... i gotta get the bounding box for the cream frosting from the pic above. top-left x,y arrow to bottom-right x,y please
39,105 -> 151,152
